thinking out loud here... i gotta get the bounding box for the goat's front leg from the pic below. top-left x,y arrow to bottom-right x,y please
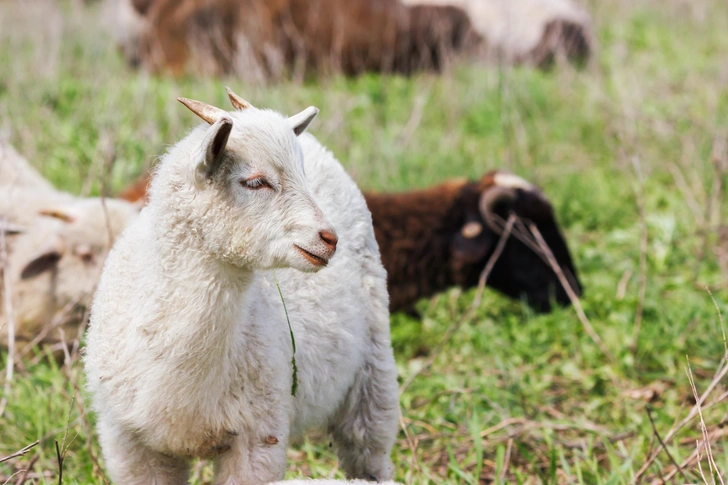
330,337 -> 399,482
213,427 -> 289,485
97,417 -> 190,485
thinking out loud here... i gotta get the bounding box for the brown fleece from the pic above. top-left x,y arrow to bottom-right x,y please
122,0 -> 479,77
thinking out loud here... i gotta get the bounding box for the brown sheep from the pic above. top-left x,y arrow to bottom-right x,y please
119,169 -> 581,313
365,170 -> 581,313
108,0 -> 479,78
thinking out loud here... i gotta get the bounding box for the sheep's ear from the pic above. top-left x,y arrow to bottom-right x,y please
20,237 -> 66,280
452,221 -> 494,265
197,116 -> 233,179
288,107 -> 319,136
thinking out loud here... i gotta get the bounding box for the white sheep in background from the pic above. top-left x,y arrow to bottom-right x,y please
1,197 -> 140,348
84,89 -> 399,485
0,142 -> 141,349
0,141 -> 56,191
0,142 -> 74,229
402,0 -> 592,66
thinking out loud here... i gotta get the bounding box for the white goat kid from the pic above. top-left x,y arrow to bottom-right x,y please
84,89 -> 399,485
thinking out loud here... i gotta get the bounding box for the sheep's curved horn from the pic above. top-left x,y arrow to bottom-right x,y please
225,86 -> 252,110
479,185 -> 517,234
178,97 -> 228,125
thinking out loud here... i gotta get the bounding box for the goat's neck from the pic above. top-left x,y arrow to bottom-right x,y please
152,213 -> 253,369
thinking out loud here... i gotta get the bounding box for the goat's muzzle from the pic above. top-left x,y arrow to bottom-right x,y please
294,245 -> 331,267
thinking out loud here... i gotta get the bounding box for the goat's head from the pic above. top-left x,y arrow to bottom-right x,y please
450,171 -> 581,312
164,88 -> 337,273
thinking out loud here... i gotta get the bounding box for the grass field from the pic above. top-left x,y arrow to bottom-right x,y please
1,0 -> 728,483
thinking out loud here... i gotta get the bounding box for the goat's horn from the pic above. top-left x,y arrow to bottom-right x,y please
479,186 -> 517,234
225,86 -> 252,110
178,97 -> 228,125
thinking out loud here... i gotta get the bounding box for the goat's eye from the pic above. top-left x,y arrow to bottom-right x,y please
240,177 -> 271,190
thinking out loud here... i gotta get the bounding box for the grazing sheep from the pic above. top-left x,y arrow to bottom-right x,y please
108,0 -> 589,78
108,0 -> 479,78
1,197 -> 140,348
119,170 -> 581,314
278,0 -> 479,76
84,90 -> 399,484
364,171 -> 582,313
402,0 -> 592,67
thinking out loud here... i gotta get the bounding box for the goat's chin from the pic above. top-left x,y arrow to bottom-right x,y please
286,246 -> 329,273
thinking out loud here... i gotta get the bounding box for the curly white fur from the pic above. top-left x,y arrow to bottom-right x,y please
84,98 -> 399,485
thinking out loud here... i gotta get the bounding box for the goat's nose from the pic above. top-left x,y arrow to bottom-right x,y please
319,230 -> 338,251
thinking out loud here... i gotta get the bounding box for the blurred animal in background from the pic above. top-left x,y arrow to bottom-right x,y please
105,0 -> 590,79
0,144 -> 140,351
105,0 -> 479,79
119,170 -> 581,314
365,171 -> 581,313
0,142 -> 75,232
402,0 -> 592,67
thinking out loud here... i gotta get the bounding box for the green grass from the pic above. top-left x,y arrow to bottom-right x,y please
1,0 -> 728,483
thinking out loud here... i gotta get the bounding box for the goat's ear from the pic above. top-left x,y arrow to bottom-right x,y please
20,237 -> 66,280
288,107 -> 319,136
197,116 -> 233,179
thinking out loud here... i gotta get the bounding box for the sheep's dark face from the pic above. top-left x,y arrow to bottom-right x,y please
450,173 -> 581,313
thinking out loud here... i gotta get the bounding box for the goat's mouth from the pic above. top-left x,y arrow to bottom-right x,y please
294,245 -> 329,267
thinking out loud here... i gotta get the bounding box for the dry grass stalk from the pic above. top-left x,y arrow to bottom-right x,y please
0,221 -> 15,418
12,453 -> 39,485
0,442 -> 39,465
653,428 -> 728,485
1,470 -> 24,485
398,213 -> 517,393
629,155 -> 648,351
528,222 -> 615,362
397,89 -> 431,149
635,355 -> 728,481
398,409 -> 422,485
646,406 -> 689,483
668,162 -> 706,226
705,287 -> 728,358
16,297 -> 82,361
686,357 -> 725,485
499,437 -> 514,484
